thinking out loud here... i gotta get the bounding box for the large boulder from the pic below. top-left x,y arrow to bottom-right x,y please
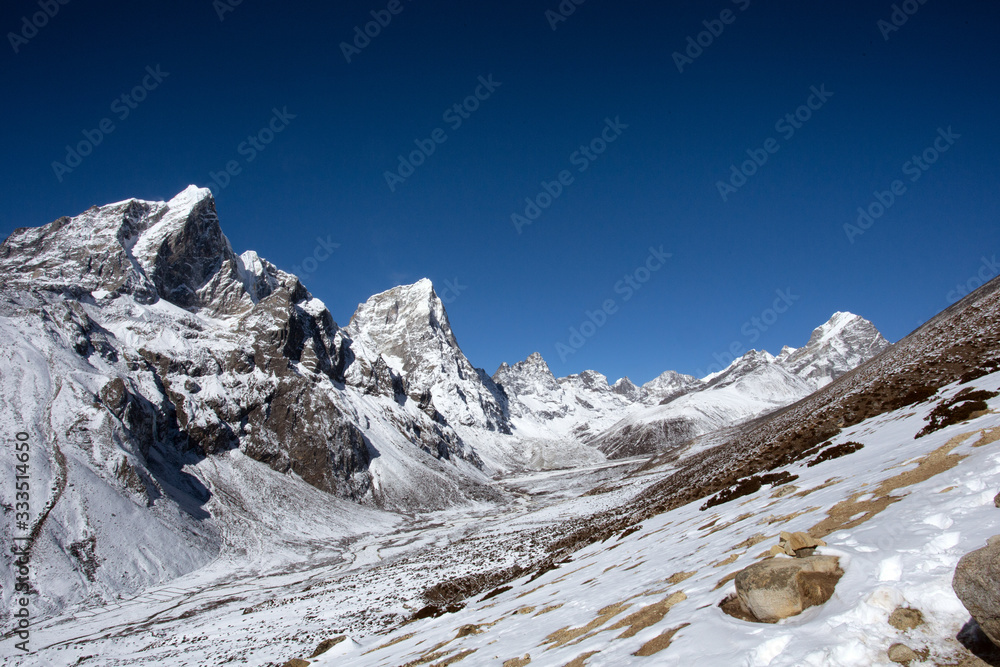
734,555 -> 843,622
953,537 -> 1000,646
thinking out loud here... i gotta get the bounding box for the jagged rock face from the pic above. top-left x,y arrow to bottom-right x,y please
492,312 -> 887,452
0,187 -> 493,507
492,359 -> 641,443
493,352 -> 570,421
777,312 -> 890,389
494,352 -> 562,397
0,187 -> 253,316
611,377 -> 643,402
0,185 -> 903,617
132,188 -> 234,309
346,279 -> 510,433
642,370 -> 702,404
560,369 -> 612,395
0,197 -> 159,301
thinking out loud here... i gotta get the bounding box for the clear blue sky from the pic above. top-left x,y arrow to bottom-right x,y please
2,1 -> 998,383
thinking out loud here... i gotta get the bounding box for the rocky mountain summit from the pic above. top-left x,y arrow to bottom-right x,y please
346,279 -> 510,434
775,310 -> 890,389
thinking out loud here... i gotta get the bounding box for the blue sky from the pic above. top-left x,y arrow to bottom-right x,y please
2,1 -> 998,383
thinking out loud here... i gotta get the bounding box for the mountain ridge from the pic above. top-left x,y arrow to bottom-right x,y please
0,186 -> 891,620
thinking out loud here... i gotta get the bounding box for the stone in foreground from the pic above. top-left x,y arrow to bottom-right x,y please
953,537 -> 1000,647
734,555 -> 843,623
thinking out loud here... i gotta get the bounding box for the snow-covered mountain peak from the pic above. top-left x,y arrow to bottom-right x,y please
641,369 -> 702,404
346,279 -> 458,378
0,185 -> 251,315
777,311 -> 890,389
704,349 -> 778,388
346,279 -> 509,433
776,344 -> 797,362
809,310 -> 862,343
611,377 -> 643,401
493,352 -> 560,397
560,369 -> 611,393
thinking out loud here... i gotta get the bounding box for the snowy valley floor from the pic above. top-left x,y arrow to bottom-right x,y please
7,372 -> 1000,667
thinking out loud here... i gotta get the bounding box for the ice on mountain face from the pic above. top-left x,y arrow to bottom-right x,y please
0,185 -> 268,318
492,312 -> 887,460
611,377 -> 643,401
493,352 -> 562,397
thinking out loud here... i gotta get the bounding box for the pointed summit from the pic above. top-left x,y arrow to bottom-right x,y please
641,369 -> 701,403
611,377 -> 643,401
132,186 -> 237,309
346,278 -> 509,432
0,185 -> 237,309
493,352 -> 560,396
777,311 -> 890,389
347,278 -> 458,373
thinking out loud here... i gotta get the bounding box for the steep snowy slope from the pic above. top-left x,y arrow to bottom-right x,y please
0,185 -> 894,643
285,276 -> 1000,667
310,373 -> 1000,667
